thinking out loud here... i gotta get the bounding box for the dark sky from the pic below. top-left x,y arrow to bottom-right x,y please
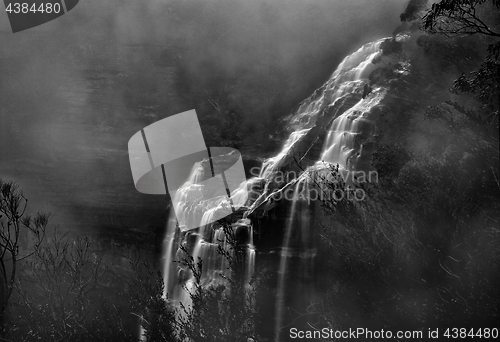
0,0 -> 408,240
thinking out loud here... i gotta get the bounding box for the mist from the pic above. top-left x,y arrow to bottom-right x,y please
0,0 -> 407,238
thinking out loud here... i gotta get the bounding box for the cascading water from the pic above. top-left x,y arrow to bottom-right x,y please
285,39 -> 382,135
156,151 -> 256,342
273,174 -> 317,341
262,38 -> 390,342
156,36 -> 396,342
321,91 -> 385,170
260,129 -> 309,178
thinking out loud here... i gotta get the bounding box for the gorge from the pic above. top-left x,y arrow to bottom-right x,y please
1,1 -> 499,341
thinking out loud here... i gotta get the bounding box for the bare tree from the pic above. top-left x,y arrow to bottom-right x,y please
12,230 -> 110,341
0,179 -> 47,322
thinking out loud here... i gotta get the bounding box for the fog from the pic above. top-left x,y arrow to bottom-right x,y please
0,0 -> 407,239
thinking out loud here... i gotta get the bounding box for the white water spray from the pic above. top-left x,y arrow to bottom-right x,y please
156,37 -> 392,342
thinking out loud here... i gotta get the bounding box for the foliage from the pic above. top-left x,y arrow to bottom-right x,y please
452,60 -> 500,126
1,182 -> 260,342
308,8 -> 500,329
173,222 -> 258,342
313,163 -> 418,269
0,180 -> 47,325
305,163 -> 422,332
311,134 -> 499,330
416,34 -> 483,72
8,229 -> 135,342
128,256 -> 178,342
419,0 -> 500,129
422,0 -> 500,39
372,143 -> 412,184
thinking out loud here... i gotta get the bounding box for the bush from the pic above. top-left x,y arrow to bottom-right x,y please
9,230 -> 135,342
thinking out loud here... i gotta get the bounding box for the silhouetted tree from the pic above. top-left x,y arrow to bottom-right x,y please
422,0 -> 500,129
0,180 -> 47,328
128,255 -> 179,342
423,0 -> 500,37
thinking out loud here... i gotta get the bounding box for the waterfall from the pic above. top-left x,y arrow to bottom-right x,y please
321,91 -> 385,170
274,177 -> 303,341
259,39 -> 385,177
266,38 -> 388,341
156,37 -> 392,341
159,155 -> 255,323
260,129 -> 309,178
162,162 -> 206,300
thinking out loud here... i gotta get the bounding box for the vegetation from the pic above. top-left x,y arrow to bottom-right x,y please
302,0 -> 500,335
175,224 -> 258,342
127,257 -> 177,342
2,1 -> 500,341
5,227 -> 136,342
422,0 -> 500,128
0,180 -> 47,328
127,221 -> 259,342
422,0 -> 500,40
1,184 -> 257,342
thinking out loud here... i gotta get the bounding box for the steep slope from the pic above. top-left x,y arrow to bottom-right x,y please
160,20 -> 500,340
159,34 -> 408,341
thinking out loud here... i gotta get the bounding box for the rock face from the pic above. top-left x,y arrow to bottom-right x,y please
160,36 -> 406,341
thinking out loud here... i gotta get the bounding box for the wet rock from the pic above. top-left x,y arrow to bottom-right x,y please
234,224 -> 250,245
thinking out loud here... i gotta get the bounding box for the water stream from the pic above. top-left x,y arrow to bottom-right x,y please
158,37 -> 390,341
